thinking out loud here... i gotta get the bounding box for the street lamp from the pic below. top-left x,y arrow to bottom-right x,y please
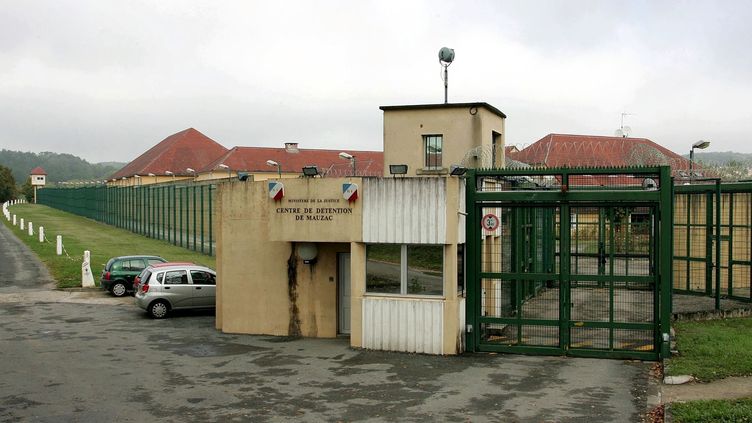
218,163 -> 231,180
339,152 -> 356,176
690,140 -> 711,181
134,175 -> 141,186
266,160 -> 281,179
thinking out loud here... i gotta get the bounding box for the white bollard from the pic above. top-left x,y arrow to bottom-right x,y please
28,222 -> 33,236
81,250 -> 95,288
39,226 -> 44,243
20,218 -> 24,230
56,235 -> 63,256
12,215 -> 16,225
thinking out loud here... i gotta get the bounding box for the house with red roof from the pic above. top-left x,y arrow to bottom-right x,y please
109,128 -> 384,186
509,134 -> 696,177
109,128 -> 229,186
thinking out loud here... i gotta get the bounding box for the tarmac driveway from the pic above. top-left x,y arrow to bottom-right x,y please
0,223 -> 654,422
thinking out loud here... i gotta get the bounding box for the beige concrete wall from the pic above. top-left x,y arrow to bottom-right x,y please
382,105 -> 505,177
216,178 -> 362,338
350,242 -> 366,347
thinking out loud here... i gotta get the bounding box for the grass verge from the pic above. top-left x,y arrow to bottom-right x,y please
671,398 -> 752,423
666,317 -> 752,381
3,203 -> 215,288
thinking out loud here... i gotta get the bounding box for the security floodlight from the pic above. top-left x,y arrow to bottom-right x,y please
266,160 -> 282,178
147,173 -> 155,177
389,164 -> 408,176
218,164 -> 229,169
450,165 -> 467,176
164,170 -> 173,175
186,167 -> 196,174
302,166 -> 319,177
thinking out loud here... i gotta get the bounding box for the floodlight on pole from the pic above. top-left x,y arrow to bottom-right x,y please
218,163 -> 231,180
339,152 -> 356,176
689,140 -> 710,182
438,47 -> 455,104
266,160 -> 282,179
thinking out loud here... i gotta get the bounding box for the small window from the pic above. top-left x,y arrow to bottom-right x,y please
156,272 -> 164,283
190,270 -> 215,285
111,261 -> 123,271
423,135 -> 443,169
492,131 -> 501,168
129,260 -> 146,272
164,270 -> 188,285
366,244 -> 444,296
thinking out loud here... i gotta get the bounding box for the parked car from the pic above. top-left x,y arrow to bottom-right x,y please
134,263 -> 216,319
133,262 -> 195,293
101,255 -> 167,297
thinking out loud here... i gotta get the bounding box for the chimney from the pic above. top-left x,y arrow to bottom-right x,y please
284,142 -> 299,153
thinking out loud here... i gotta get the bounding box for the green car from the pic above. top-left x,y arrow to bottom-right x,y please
100,255 -> 167,297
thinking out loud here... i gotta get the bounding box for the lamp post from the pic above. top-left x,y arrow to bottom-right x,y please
689,140 -> 710,182
266,160 -> 281,179
339,152 -> 356,176
218,163 -> 231,180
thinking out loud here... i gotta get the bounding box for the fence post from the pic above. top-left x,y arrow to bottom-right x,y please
28,222 -> 33,236
82,250 -> 95,288
20,218 -> 24,230
39,226 -> 44,243
56,235 -> 63,256
12,214 -> 16,225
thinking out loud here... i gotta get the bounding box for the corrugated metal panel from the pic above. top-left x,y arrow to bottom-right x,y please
363,178 -> 446,244
361,297 -> 444,354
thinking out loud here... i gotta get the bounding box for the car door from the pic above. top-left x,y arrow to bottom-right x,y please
161,270 -> 193,309
189,270 -> 216,308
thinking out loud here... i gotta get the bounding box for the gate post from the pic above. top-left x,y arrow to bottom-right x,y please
464,170 -> 478,352
659,167 -> 674,359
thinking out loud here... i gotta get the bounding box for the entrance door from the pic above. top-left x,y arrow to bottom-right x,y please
568,206 -> 658,356
338,253 -> 351,334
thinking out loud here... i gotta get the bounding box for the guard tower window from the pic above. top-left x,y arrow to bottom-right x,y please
423,135 -> 443,169
492,131 -> 501,168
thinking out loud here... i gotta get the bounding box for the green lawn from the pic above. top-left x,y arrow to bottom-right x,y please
671,398 -> 752,423
3,203 -> 215,288
666,317 -> 752,382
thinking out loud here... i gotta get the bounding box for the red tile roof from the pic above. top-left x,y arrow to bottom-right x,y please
201,146 -> 384,177
30,166 -> 47,175
510,134 -> 693,174
110,128 -> 228,179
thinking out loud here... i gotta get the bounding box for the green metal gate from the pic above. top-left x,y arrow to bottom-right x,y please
465,167 -> 673,360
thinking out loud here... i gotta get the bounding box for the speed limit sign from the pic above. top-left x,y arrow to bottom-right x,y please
481,213 -> 500,231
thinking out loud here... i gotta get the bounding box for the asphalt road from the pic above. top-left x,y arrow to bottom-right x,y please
0,222 -> 656,422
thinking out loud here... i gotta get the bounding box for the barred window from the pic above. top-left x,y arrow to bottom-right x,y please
423,135 -> 443,169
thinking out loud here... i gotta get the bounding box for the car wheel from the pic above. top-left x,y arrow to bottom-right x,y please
149,300 -> 169,319
111,282 -> 127,297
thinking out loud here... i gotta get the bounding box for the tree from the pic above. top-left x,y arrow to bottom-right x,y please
20,177 -> 34,203
0,165 -> 17,202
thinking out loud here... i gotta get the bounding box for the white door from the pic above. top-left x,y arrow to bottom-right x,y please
338,253 -> 351,334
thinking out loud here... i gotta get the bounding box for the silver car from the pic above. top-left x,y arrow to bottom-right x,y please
134,263 -> 216,319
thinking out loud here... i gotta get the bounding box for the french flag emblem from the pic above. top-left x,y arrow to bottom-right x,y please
342,183 -> 358,202
268,181 -> 284,200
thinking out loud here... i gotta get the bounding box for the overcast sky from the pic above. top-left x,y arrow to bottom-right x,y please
1,0 -> 751,163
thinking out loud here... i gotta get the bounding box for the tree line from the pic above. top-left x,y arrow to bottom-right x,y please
0,149 -> 124,185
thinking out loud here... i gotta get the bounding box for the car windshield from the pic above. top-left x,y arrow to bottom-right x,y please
138,269 -> 152,283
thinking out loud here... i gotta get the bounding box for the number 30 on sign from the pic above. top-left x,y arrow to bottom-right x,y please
481,213 -> 500,231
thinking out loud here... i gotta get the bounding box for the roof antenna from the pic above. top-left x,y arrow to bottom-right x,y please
438,47 -> 455,104
615,112 -> 633,138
